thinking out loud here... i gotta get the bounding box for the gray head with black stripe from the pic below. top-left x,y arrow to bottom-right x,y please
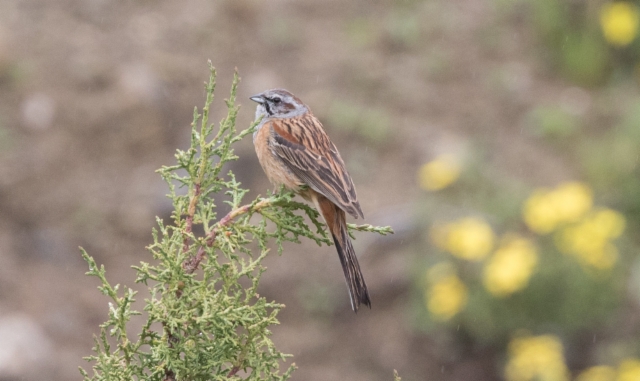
250,89 -> 309,120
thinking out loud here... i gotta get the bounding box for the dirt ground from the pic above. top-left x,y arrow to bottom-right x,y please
0,0 -> 580,380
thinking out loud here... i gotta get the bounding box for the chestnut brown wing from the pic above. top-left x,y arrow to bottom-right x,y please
269,118 -> 364,219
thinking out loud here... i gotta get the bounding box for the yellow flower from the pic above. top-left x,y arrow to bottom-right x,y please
600,2 -> 640,47
505,334 -> 569,381
431,217 -> 495,260
592,209 -> 626,239
575,366 -> 616,381
581,244 -> 619,270
617,359 -> 640,381
522,189 -> 558,234
552,182 -> 593,221
483,235 -> 538,297
523,182 -> 593,234
425,271 -> 468,320
418,155 -> 461,191
554,208 -> 625,270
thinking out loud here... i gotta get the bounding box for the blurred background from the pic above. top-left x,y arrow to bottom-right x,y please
2,0 -> 640,380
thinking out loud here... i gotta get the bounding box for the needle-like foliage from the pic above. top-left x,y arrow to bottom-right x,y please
79,62 -> 393,381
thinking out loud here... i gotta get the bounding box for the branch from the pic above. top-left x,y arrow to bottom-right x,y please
182,194 -> 394,274
183,197 -> 275,274
348,223 -> 394,236
183,183 -> 201,253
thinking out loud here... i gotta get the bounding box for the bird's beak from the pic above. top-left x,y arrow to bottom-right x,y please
249,94 -> 265,104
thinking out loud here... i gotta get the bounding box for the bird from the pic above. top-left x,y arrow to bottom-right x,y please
250,89 -> 371,312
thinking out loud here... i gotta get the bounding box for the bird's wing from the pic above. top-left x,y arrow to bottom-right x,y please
268,117 -> 364,219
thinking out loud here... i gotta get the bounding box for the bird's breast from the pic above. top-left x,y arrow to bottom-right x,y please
253,120 -> 304,190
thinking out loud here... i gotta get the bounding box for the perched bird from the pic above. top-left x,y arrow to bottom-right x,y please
250,89 -> 370,312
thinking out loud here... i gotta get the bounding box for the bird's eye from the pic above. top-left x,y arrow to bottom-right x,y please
272,97 -> 281,104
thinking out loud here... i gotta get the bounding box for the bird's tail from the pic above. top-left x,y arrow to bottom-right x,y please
316,195 -> 371,312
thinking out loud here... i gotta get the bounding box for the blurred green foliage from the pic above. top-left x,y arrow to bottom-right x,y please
530,0 -> 640,86
326,98 -> 390,145
579,100 -> 640,225
412,1 -> 640,375
385,9 -> 421,49
416,163 -> 633,380
527,105 -> 580,138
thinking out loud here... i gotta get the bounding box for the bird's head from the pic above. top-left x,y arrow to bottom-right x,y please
250,89 -> 308,120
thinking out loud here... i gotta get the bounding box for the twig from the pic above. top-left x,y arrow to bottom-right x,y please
183,183 -> 202,253
226,331 -> 253,377
182,195 -> 393,274
183,198 -> 274,274
348,223 -> 394,235
227,366 -> 240,377
162,321 -> 178,381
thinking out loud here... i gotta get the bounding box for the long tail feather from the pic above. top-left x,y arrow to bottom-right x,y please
314,193 -> 371,312
331,223 -> 371,312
